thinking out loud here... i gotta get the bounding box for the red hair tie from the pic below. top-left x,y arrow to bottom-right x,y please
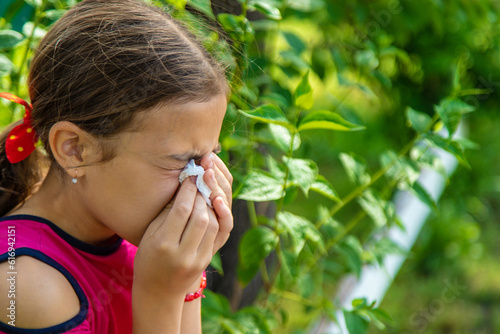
0,93 -> 39,163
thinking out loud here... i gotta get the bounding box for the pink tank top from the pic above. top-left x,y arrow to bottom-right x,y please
0,215 -> 137,333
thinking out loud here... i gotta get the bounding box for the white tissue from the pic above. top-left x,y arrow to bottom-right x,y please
178,159 -> 212,208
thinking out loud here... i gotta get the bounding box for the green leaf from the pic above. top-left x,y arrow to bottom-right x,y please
210,252 -> 224,275
4,0 -> 26,25
235,170 -> 284,201
317,205 -> 343,239
165,0 -> 187,10
24,0 -> 42,7
249,1 -> 282,20
278,211 -> 324,256
369,308 -> 394,327
282,31 -> 306,54
280,50 -> 309,70
22,22 -> 47,40
337,236 -> 363,277
283,185 -> 299,205
451,63 -> 461,96
310,175 -> 340,202
384,201 -> 403,229
187,0 -> 215,19
0,30 -> 24,49
238,105 -> 293,130
236,306 -> 275,334
238,227 -> 278,285
218,13 -> 254,43
410,181 -> 438,211
410,146 -> 448,181
355,49 -> 379,71
344,311 -> 369,334
380,150 -> 419,188
424,133 -> 470,168
357,189 -> 387,228
298,110 -> 365,132
406,107 -> 432,133
238,85 -> 258,105
339,153 -> 371,186
352,298 -> 369,309
435,98 -> 474,138
287,0 -> 326,12
202,290 -> 232,316
283,157 -> 318,196
268,124 -> 301,152
294,71 -> 313,110
455,137 -> 479,150
266,155 -> 286,179
359,310 -> 385,330
42,9 -> 67,21
0,54 -> 14,77
369,237 -> 405,266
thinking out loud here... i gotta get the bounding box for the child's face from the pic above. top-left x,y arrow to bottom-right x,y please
82,94 -> 227,245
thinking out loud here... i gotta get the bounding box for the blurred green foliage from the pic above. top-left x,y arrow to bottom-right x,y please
1,0 -> 499,333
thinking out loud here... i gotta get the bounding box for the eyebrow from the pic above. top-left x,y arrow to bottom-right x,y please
168,142 -> 221,162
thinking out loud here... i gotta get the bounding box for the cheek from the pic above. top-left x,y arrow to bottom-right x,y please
136,172 -> 181,213
86,163 -> 183,237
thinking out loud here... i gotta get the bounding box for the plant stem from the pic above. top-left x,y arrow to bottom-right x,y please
315,112 -> 440,230
260,260 -> 271,291
241,0 -> 248,17
275,131 -> 296,214
246,120 -> 259,227
247,201 -> 258,227
271,289 -> 317,307
308,113 -> 441,271
267,128 -> 299,292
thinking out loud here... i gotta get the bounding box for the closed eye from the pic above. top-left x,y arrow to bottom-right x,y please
213,143 -> 222,155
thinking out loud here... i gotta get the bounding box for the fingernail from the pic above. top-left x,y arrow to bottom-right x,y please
189,175 -> 197,183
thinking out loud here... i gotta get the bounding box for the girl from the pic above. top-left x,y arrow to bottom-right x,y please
0,0 -> 233,333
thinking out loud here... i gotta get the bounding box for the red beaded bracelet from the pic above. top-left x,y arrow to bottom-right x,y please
184,270 -> 207,302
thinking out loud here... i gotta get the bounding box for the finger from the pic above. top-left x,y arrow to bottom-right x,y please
211,153 -> 233,186
210,162 -> 232,209
159,177 -> 198,243
200,154 -> 214,170
203,169 -> 229,208
197,205 -> 220,258
179,193 -> 211,250
211,196 -> 233,255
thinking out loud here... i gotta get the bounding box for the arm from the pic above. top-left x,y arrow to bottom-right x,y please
132,284 -> 185,334
133,154 -> 233,334
0,256 -> 80,329
178,153 -> 233,333
180,280 -> 203,333
133,176 -> 231,334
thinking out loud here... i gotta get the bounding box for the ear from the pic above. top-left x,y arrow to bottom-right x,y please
48,121 -> 100,178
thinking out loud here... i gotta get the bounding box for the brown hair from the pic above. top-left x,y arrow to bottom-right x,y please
0,0 -> 229,216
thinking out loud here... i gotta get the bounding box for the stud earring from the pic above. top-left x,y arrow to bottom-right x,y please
72,169 -> 78,184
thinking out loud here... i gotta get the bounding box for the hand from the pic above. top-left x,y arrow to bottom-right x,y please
200,153 -> 233,255
133,177 -> 219,298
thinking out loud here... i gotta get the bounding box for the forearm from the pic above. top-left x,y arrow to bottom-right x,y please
132,286 -> 185,334
180,277 -> 203,333
180,299 -> 202,333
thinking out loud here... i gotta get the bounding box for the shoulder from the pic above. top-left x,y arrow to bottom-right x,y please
0,255 -> 80,328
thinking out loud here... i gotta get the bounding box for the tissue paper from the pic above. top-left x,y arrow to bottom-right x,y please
178,159 -> 212,207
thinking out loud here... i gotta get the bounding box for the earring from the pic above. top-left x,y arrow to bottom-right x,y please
72,169 -> 78,184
